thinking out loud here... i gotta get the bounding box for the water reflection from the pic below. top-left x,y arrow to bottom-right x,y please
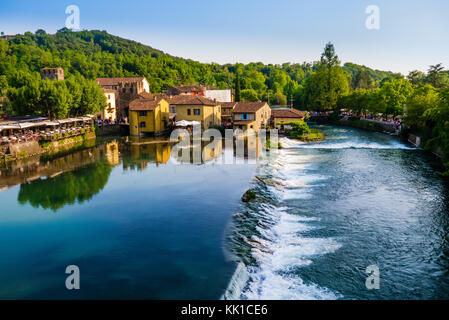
0,137 -> 262,211
122,137 -> 172,170
18,160 -> 112,211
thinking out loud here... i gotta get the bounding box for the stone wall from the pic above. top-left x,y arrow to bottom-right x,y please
9,140 -> 41,156
2,132 -> 96,161
96,124 -> 129,136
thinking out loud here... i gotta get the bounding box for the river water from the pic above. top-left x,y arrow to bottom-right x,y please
0,125 -> 448,299
225,125 -> 449,300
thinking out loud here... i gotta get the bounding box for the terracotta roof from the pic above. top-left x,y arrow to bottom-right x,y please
221,102 -> 237,109
138,92 -> 169,101
271,108 -> 305,119
129,99 -> 162,111
168,95 -> 219,106
96,77 -> 147,86
102,88 -> 117,94
233,102 -> 268,113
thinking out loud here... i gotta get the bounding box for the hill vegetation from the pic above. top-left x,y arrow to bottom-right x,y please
0,28 -> 394,113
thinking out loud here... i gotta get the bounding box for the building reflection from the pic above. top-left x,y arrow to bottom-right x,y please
105,141 -> 120,166
122,137 -> 172,171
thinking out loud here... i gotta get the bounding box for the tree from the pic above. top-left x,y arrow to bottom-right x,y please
352,68 -> 373,90
240,89 -> 259,102
427,63 -> 445,88
0,75 -> 7,96
407,70 -> 426,86
405,84 -> 438,130
234,72 -> 241,102
79,80 -> 106,116
304,64 -> 349,111
38,80 -> 70,119
378,78 -> 413,116
301,42 -> 350,111
273,91 -> 287,106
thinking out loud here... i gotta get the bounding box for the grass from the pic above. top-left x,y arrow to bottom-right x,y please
299,129 -> 324,142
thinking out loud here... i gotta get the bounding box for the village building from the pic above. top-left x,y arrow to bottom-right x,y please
0,34 -> 18,41
168,95 -> 221,130
128,94 -> 169,136
271,108 -> 305,128
220,102 -> 237,127
166,85 -> 233,102
40,68 -> 64,81
232,102 -> 271,132
95,77 -> 150,120
97,89 -> 117,122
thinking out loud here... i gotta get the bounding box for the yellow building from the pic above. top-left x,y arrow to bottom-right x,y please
98,89 -> 117,121
129,95 -> 169,136
271,108 -> 305,128
169,95 -> 221,130
232,102 -> 271,132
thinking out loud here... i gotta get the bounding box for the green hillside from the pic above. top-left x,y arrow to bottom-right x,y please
0,28 -> 393,107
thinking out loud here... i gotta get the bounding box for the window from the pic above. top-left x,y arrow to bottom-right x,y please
140,122 -> 146,128
139,111 -> 147,117
194,109 -> 200,116
187,109 -> 191,115
241,113 -> 248,120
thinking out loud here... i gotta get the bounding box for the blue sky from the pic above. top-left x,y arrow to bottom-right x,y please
1,0 -> 448,74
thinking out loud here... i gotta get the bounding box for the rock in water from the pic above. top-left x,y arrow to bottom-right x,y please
242,189 -> 256,202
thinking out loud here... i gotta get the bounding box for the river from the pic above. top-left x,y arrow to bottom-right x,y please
0,125 -> 448,299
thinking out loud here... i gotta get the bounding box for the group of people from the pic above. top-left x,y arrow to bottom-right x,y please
95,117 -> 129,126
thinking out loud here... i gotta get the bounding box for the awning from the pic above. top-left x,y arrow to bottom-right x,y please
18,122 -> 37,129
175,120 -> 201,127
57,119 -> 73,124
0,124 -> 20,131
43,121 -> 60,126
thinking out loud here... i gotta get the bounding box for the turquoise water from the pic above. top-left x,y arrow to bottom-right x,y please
225,125 -> 449,300
0,138 -> 257,299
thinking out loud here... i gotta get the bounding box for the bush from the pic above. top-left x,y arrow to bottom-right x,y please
284,121 -> 311,139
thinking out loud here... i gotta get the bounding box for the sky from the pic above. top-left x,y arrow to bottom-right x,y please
1,0 -> 448,74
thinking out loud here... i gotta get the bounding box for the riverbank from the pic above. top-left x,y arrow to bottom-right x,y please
309,115 -> 397,135
1,131 -> 96,164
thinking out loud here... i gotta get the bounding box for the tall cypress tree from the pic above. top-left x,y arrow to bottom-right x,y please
234,73 -> 241,102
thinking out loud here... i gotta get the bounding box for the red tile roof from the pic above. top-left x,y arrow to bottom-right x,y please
129,99 -> 162,111
96,77 -> 147,86
233,102 -> 268,113
168,95 -> 219,106
271,108 -> 305,119
102,88 -> 117,94
138,92 -> 169,101
221,102 -> 237,109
